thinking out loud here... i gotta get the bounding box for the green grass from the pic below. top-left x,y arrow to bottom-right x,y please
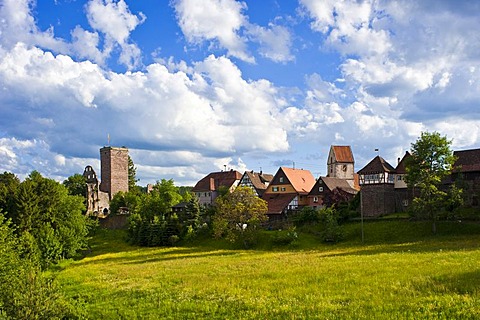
56,221 -> 480,319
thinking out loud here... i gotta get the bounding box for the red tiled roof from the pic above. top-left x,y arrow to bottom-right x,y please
357,156 -> 395,174
262,193 -> 297,215
192,170 -> 242,192
332,146 -> 354,163
453,149 -> 480,172
281,167 -> 316,193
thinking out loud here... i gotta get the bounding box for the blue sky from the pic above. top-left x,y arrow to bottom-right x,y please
1,0 -> 480,186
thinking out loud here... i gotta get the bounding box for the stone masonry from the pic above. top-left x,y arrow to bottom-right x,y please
99,146 -> 129,199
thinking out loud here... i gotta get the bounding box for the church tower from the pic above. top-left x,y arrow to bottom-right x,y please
99,146 -> 129,199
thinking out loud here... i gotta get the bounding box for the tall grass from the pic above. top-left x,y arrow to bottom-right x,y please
57,221 -> 480,319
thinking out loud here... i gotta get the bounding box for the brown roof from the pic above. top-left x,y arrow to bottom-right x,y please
395,151 -> 411,174
192,170 -> 242,192
357,156 -> 395,174
241,171 -> 274,195
309,176 -> 358,196
453,149 -> 480,172
262,193 -> 297,215
322,177 -> 358,195
281,167 -> 316,193
332,146 -> 354,163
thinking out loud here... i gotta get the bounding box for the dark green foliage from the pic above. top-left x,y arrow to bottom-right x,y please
0,171 -> 20,215
319,207 -> 343,243
110,190 -> 140,215
128,155 -> 139,192
126,180 -> 203,246
291,206 -> 320,226
0,213 -> 86,319
3,171 -> 90,266
62,173 -> 86,198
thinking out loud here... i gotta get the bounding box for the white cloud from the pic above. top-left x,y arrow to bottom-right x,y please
85,0 -> 146,69
247,23 -> 294,63
172,0 -> 253,62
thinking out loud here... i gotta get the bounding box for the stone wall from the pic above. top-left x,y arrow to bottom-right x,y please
360,184 -> 396,217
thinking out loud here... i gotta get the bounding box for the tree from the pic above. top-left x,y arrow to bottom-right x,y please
213,186 -> 268,248
0,172 -> 20,215
63,173 -> 86,198
0,213 -> 84,318
10,171 -> 90,265
128,155 -> 139,192
405,131 -> 457,234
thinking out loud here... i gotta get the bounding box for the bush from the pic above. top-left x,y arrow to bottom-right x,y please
319,208 -> 343,243
271,227 -> 299,246
291,207 -> 320,226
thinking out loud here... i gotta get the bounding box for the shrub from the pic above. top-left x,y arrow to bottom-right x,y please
319,207 -> 343,243
271,227 -> 299,246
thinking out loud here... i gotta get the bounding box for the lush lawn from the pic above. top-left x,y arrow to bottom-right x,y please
57,221 -> 480,319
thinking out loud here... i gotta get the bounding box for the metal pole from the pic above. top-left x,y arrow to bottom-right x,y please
360,189 -> 364,244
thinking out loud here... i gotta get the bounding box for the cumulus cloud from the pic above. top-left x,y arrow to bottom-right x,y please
85,0 -> 146,69
172,0 -> 252,62
0,41 -> 296,184
172,0 -> 294,63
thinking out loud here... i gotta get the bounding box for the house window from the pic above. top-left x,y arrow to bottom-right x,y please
272,187 -> 279,192
279,177 -> 284,183
313,196 -> 318,203
397,175 -> 402,181
281,187 -> 286,191
319,186 -> 323,192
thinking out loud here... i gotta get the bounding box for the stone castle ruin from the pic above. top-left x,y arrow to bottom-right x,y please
83,146 -> 129,217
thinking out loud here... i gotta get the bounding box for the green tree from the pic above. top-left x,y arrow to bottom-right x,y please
0,213 -> 84,319
405,131 -> 457,234
128,155 -> 139,192
0,171 -> 20,215
11,171 -> 90,265
63,173 -> 86,197
213,186 -> 268,248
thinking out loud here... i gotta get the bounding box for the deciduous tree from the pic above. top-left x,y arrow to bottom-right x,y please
213,186 -> 268,248
405,131 -> 457,234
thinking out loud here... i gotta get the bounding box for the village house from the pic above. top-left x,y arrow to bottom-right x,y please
451,148 -> 480,206
261,167 -> 316,219
238,170 -> 274,197
308,176 -> 358,209
191,170 -> 242,206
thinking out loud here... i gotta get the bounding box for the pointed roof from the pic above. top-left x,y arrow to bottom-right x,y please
357,156 -> 395,174
192,170 -> 242,192
280,167 -> 316,193
395,151 -> 411,174
240,171 -> 274,195
331,146 -> 354,163
262,193 -> 297,215
453,148 -> 480,172
309,176 -> 358,196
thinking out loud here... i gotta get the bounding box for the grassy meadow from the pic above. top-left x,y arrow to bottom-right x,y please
56,220 -> 480,319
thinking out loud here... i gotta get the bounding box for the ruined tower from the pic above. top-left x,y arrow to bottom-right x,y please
99,146 -> 129,199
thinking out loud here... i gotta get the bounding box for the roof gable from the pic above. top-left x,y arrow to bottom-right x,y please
192,170 -> 242,192
358,156 -> 395,174
239,171 -> 274,195
309,176 -> 358,196
262,193 -> 297,214
453,148 -> 480,172
395,151 -> 411,174
279,167 -> 316,193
